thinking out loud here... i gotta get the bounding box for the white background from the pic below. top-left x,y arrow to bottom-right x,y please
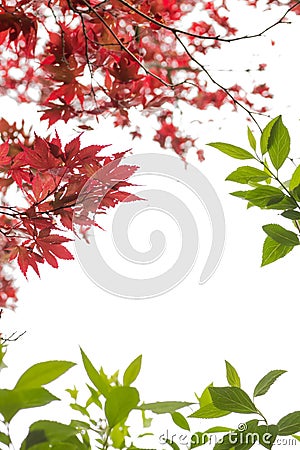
1,1 -> 300,448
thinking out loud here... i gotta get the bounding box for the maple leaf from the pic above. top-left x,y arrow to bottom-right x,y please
108,55 -> 143,82
0,10 -> 37,56
23,136 -> 62,171
16,246 -> 43,278
36,234 -> 74,268
32,173 -> 57,203
0,142 -> 11,166
252,83 -> 273,98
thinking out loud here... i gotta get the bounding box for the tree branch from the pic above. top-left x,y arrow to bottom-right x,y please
173,32 -> 263,132
116,0 -> 300,43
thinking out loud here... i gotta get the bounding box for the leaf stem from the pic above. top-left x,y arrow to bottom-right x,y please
102,426 -> 111,450
257,409 -> 268,425
252,153 -> 300,212
6,423 -> 15,450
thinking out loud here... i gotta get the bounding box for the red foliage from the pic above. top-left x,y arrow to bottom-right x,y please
0,0 -> 295,161
0,120 -> 138,308
0,0 -> 298,308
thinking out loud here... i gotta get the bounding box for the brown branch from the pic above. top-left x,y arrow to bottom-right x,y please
72,0 -> 174,88
1,331 -> 26,344
116,0 -> 300,43
173,32 -> 263,132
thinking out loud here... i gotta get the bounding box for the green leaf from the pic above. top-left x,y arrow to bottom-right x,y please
199,383 -> 213,407
245,186 -> 284,208
15,361 -> 75,390
138,401 -> 192,414
213,433 -> 234,450
123,355 -> 142,386
205,427 -> 233,433
265,195 -> 297,210
253,370 -> 286,397
0,388 -> 59,423
260,116 -> 279,155
69,420 -> 90,431
278,411 -> 300,435
80,348 -> 110,398
209,387 -> 258,414
166,439 -> 180,450
268,116 -> 290,170
0,431 -> 10,446
111,430 -> 125,449
21,433 -> 81,450
22,421 -> 78,446
65,387 -> 78,402
247,127 -> 256,150
105,386 -> 139,427
289,165 -> 300,191
230,190 -> 250,199
262,224 -> 299,246
281,210 -> 300,220
70,403 -> 90,418
171,412 -> 190,431
225,361 -> 241,388
0,344 -> 7,372
226,166 -> 269,184
263,159 -> 272,184
189,403 -> 230,419
20,430 -> 48,450
213,420 -> 259,450
207,143 -> 254,160
86,384 -> 102,409
190,431 -> 209,448
292,434 -> 300,442
257,424 -> 278,449
262,236 -> 294,266
141,410 -> 152,428
110,424 -> 128,449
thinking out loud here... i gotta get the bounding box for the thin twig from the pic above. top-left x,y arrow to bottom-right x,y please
1,331 -> 26,344
116,0 -> 300,43
72,0 -> 174,88
174,32 -> 263,132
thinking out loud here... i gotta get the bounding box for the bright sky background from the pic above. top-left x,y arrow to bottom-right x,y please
1,1 -> 300,448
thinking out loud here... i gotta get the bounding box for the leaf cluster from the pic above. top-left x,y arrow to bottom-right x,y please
0,343 -> 299,449
208,116 -> 300,266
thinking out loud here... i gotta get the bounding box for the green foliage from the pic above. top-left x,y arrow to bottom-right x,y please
208,116 -> 300,266
171,412 -> 190,431
260,117 -> 278,155
139,401 -> 193,414
209,387 -> 258,414
247,126 -> 257,151
268,116 -> 290,170
289,164 -> 300,191
105,387 -> 140,427
277,411 -> 300,436
261,236 -> 294,267
262,224 -> 299,246
207,143 -> 254,160
226,166 -> 269,184
80,348 -> 111,398
0,388 -> 59,423
0,346 -> 298,449
123,355 -> 142,386
15,361 -> 76,390
225,361 -> 241,388
253,370 -> 287,397
190,383 -> 230,419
